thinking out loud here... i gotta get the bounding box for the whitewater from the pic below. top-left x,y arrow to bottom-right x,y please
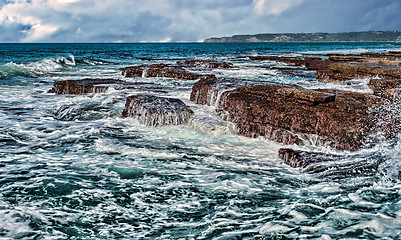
1,42 -> 401,239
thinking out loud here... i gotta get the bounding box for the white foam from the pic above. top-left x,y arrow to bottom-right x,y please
302,77 -> 374,94
0,55 -> 75,78
301,48 -> 370,55
259,222 -> 291,234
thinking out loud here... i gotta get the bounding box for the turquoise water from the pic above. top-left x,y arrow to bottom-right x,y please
1,42 -> 401,239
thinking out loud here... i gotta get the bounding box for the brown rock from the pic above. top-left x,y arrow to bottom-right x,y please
270,67 -> 316,78
49,79 -> 161,95
316,63 -> 401,82
248,56 -> 306,67
122,63 -> 213,80
49,79 -> 128,95
122,66 -> 144,78
176,59 -> 233,69
191,79 -> 387,151
368,78 -> 401,98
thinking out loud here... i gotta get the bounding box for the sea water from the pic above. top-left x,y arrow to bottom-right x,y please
1,42 -> 401,239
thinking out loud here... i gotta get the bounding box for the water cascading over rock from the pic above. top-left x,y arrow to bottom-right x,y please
190,78 -> 396,151
122,95 -> 194,127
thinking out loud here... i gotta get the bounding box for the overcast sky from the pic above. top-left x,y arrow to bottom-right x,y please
0,0 -> 400,42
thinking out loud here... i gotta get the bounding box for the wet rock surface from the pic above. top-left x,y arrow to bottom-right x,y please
49,79 -> 158,95
122,95 -> 194,127
122,59 -> 233,79
176,59 -> 233,69
316,63 -> 401,82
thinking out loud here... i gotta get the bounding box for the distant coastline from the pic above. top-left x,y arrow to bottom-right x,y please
204,31 -> 401,43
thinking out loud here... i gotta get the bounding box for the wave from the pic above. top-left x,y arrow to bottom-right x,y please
300,48 -> 370,55
0,55 -> 75,79
76,58 -> 110,66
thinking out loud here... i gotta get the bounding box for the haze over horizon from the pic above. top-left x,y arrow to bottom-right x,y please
0,0 -> 400,43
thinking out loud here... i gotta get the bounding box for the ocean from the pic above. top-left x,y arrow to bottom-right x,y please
1,42 -> 401,239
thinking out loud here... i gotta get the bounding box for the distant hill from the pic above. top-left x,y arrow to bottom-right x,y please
204,31 -> 401,43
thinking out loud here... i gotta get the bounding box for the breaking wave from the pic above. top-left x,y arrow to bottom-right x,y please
300,48 -> 370,55
0,55 -> 75,79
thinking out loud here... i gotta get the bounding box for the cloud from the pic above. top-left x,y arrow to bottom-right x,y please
254,0 -> 304,15
0,0 -> 400,42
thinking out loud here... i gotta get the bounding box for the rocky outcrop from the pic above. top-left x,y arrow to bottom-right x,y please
247,56 -> 306,67
49,79 -> 158,95
122,95 -> 194,127
316,64 -> 401,82
368,78 -> 401,99
271,67 -> 316,78
245,55 -> 331,73
246,53 -> 401,88
176,59 -> 233,69
191,79 -> 389,151
278,148 -> 380,178
123,64 -> 211,80
122,59 -> 232,80
49,79 -> 127,94
328,51 -> 401,63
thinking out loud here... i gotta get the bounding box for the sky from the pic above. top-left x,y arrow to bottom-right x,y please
0,0 -> 400,43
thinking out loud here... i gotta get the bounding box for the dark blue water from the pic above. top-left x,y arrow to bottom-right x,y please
1,42 -> 401,239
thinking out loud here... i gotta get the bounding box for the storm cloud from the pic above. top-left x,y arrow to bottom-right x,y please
0,0 -> 400,42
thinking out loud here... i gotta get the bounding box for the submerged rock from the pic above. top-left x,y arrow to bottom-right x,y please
191,78 -> 390,151
122,95 -> 194,127
49,78 -> 156,95
278,148 -> 380,178
54,102 -> 111,121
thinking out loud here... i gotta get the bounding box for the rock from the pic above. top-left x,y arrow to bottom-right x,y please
176,59 -> 233,69
328,52 -> 401,63
189,76 -> 221,105
122,95 -> 194,127
49,79 -> 155,95
271,67 -> 316,78
122,66 -> 144,78
278,148 -> 380,178
122,64 -> 210,80
191,79 -> 388,151
49,79 -> 124,94
122,59 -> 232,80
248,56 -> 306,66
316,63 -> 401,82
327,54 -> 366,62
303,57 -> 331,71
368,78 -> 401,99
247,56 -> 328,71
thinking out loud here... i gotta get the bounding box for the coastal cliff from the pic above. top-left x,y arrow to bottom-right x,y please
205,31 -> 401,43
